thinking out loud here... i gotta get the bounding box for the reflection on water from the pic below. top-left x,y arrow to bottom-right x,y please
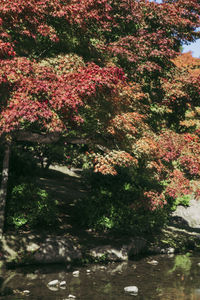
1,254 -> 200,299
168,253 -> 192,275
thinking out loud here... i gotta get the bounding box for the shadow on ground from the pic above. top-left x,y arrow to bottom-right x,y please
32,165 -> 127,248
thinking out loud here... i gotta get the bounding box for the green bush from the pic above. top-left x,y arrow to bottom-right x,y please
6,182 -> 57,229
74,168 -> 168,234
167,194 -> 191,211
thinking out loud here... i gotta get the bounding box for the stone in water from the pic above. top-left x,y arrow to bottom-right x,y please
23,290 -> 30,295
47,279 -> 59,286
68,295 -> 76,299
147,260 -> 158,265
60,281 -> 67,289
47,279 -> 59,291
72,270 -> 79,277
124,286 -> 138,295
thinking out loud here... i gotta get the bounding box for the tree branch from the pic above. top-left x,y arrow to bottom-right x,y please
13,131 -> 61,144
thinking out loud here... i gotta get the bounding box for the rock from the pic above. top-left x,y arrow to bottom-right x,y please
89,238 -> 146,262
147,260 -> 158,265
160,247 -> 175,254
47,286 -> 59,292
167,247 -> 175,254
60,281 -> 66,289
47,279 -> 60,290
108,262 -> 128,275
1,234 -> 82,265
172,199 -> 200,228
33,237 -> 82,264
47,279 -> 59,287
89,245 -> 128,261
26,243 -> 40,252
72,270 -> 79,277
68,294 -> 76,299
124,286 -> 138,295
86,269 -> 91,273
23,290 -> 30,295
197,262 -> 200,267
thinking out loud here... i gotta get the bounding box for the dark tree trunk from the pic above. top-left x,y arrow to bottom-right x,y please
0,139 -> 11,236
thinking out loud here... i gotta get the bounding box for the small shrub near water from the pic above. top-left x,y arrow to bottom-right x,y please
6,182 -> 57,229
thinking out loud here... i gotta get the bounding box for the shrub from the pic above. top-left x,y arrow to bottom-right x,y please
74,168 -> 168,234
6,182 -> 57,229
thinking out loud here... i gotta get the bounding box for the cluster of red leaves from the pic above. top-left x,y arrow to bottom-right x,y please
0,0 -> 59,42
161,52 -> 200,108
165,169 -> 192,199
92,151 -> 137,176
153,131 -> 200,199
108,30 -> 176,76
107,112 -> 147,141
0,40 -> 15,58
0,55 -> 125,134
143,191 -> 167,211
0,0 -> 199,72
158,131 -> 186,163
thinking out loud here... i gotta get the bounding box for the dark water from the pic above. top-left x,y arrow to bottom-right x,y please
1,253 -> 200,300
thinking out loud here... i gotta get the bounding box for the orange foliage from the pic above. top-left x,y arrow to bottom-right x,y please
92,151 -> 138,176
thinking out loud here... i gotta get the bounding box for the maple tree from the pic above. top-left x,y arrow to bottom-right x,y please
0,0 -> 200,232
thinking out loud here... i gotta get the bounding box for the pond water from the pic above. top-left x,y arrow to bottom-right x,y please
1,253 -> 200,299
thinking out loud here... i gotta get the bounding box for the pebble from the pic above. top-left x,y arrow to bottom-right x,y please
167,247 -> 175,254
47,279 -> 59,286
124,286 -> 138,295
60,281 -> 67,289
23,290 -> 30,295
68,294 -> 76,299
161,247 -> 175,254
72,270 -> 80,277
147,260 -> 158,265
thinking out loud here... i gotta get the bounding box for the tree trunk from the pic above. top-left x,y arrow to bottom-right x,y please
0,140 -> 11,236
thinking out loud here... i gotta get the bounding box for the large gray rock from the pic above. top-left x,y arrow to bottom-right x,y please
89,238 -> 146,261
172,199 -> 200,228
0,234 -> 82,265
33,237 -> 82,263
89,245 -> 129,261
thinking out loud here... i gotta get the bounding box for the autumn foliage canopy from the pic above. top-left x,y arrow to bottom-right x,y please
0,0 -> 200,211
